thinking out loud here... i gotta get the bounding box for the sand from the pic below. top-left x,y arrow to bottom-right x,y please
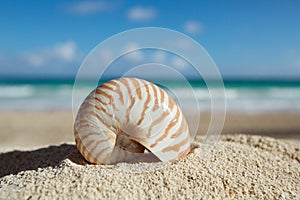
0,111 -> 300,199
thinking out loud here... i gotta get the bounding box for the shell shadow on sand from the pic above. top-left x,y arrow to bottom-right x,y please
0,144 -> 78,178
0,143 -> 178,177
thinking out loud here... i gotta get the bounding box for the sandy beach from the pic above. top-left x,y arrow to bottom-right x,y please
0,111 -> 300,199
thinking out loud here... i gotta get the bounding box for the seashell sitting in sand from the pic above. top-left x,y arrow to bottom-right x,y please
74,78 -> 190,164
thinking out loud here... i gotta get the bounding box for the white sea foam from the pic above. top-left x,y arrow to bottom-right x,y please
0,85 -> 35,98
0,83 -> 300,113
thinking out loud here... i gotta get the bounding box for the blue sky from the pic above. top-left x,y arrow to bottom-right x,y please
0,0 -> 300,79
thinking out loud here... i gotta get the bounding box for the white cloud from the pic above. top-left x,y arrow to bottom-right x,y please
54,41 -> 77,61
152,51 -> 166,63
98,48 -> 113,64
172,57 -> 189,69
65,1 -> 115,15
296,59 -> 300,69
26,41 -> 77,67
27,54 -> 44,67
177,38 -> 194,49
122,43 -> 143,61
284,49 -> 300,70
127,6 -> 157,22
165,38 -> 194,50
184,21 -> 203,34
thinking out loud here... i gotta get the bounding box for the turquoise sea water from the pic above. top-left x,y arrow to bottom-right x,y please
0,78 -> 300,113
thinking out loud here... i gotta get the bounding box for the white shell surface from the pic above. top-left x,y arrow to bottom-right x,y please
74,78 -> 190,164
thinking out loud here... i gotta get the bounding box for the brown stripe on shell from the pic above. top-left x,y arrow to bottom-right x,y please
80,140 -> 89,158
85,138 -> 111,162
94,104 -> 113,118
75,119 -> 102,129
117,78 -> 134,123
94,96 -> 109,106
117,78 -> 132,99
95,146 -> 110,161
95,89 -> 112,104
94,89 -> 120,111
169,145 -> 191,162
92,111 -> 111,130
158,86 -> 165,110
79,132 -> 99,143
76,123 -> 102,130
78,110 -> 110,130
146,89 -> 176,139
102,150 -> 112,164
137,83 -> 151,126
149,105 -> 179,148
100,84 -> 114,92
84,101 -> 113,118
84,139 -> 95,149
131,78 -> 142,100
84,140 -> 95,162
151,84 -> 159,112
146,110 -> 169,138
161,133 -> 190,153
108,80 -> 124,105
75,137 -> 83,153
170,117 -> 188,139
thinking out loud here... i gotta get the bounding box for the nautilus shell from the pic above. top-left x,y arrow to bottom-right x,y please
74,78 -> 190,164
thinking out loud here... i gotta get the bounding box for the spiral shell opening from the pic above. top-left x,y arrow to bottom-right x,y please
115,132 -> 145,153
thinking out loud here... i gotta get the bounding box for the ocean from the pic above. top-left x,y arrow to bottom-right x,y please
1,79 -> 300,114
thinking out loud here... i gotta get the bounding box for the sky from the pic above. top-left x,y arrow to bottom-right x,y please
0,0 -> 300,79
